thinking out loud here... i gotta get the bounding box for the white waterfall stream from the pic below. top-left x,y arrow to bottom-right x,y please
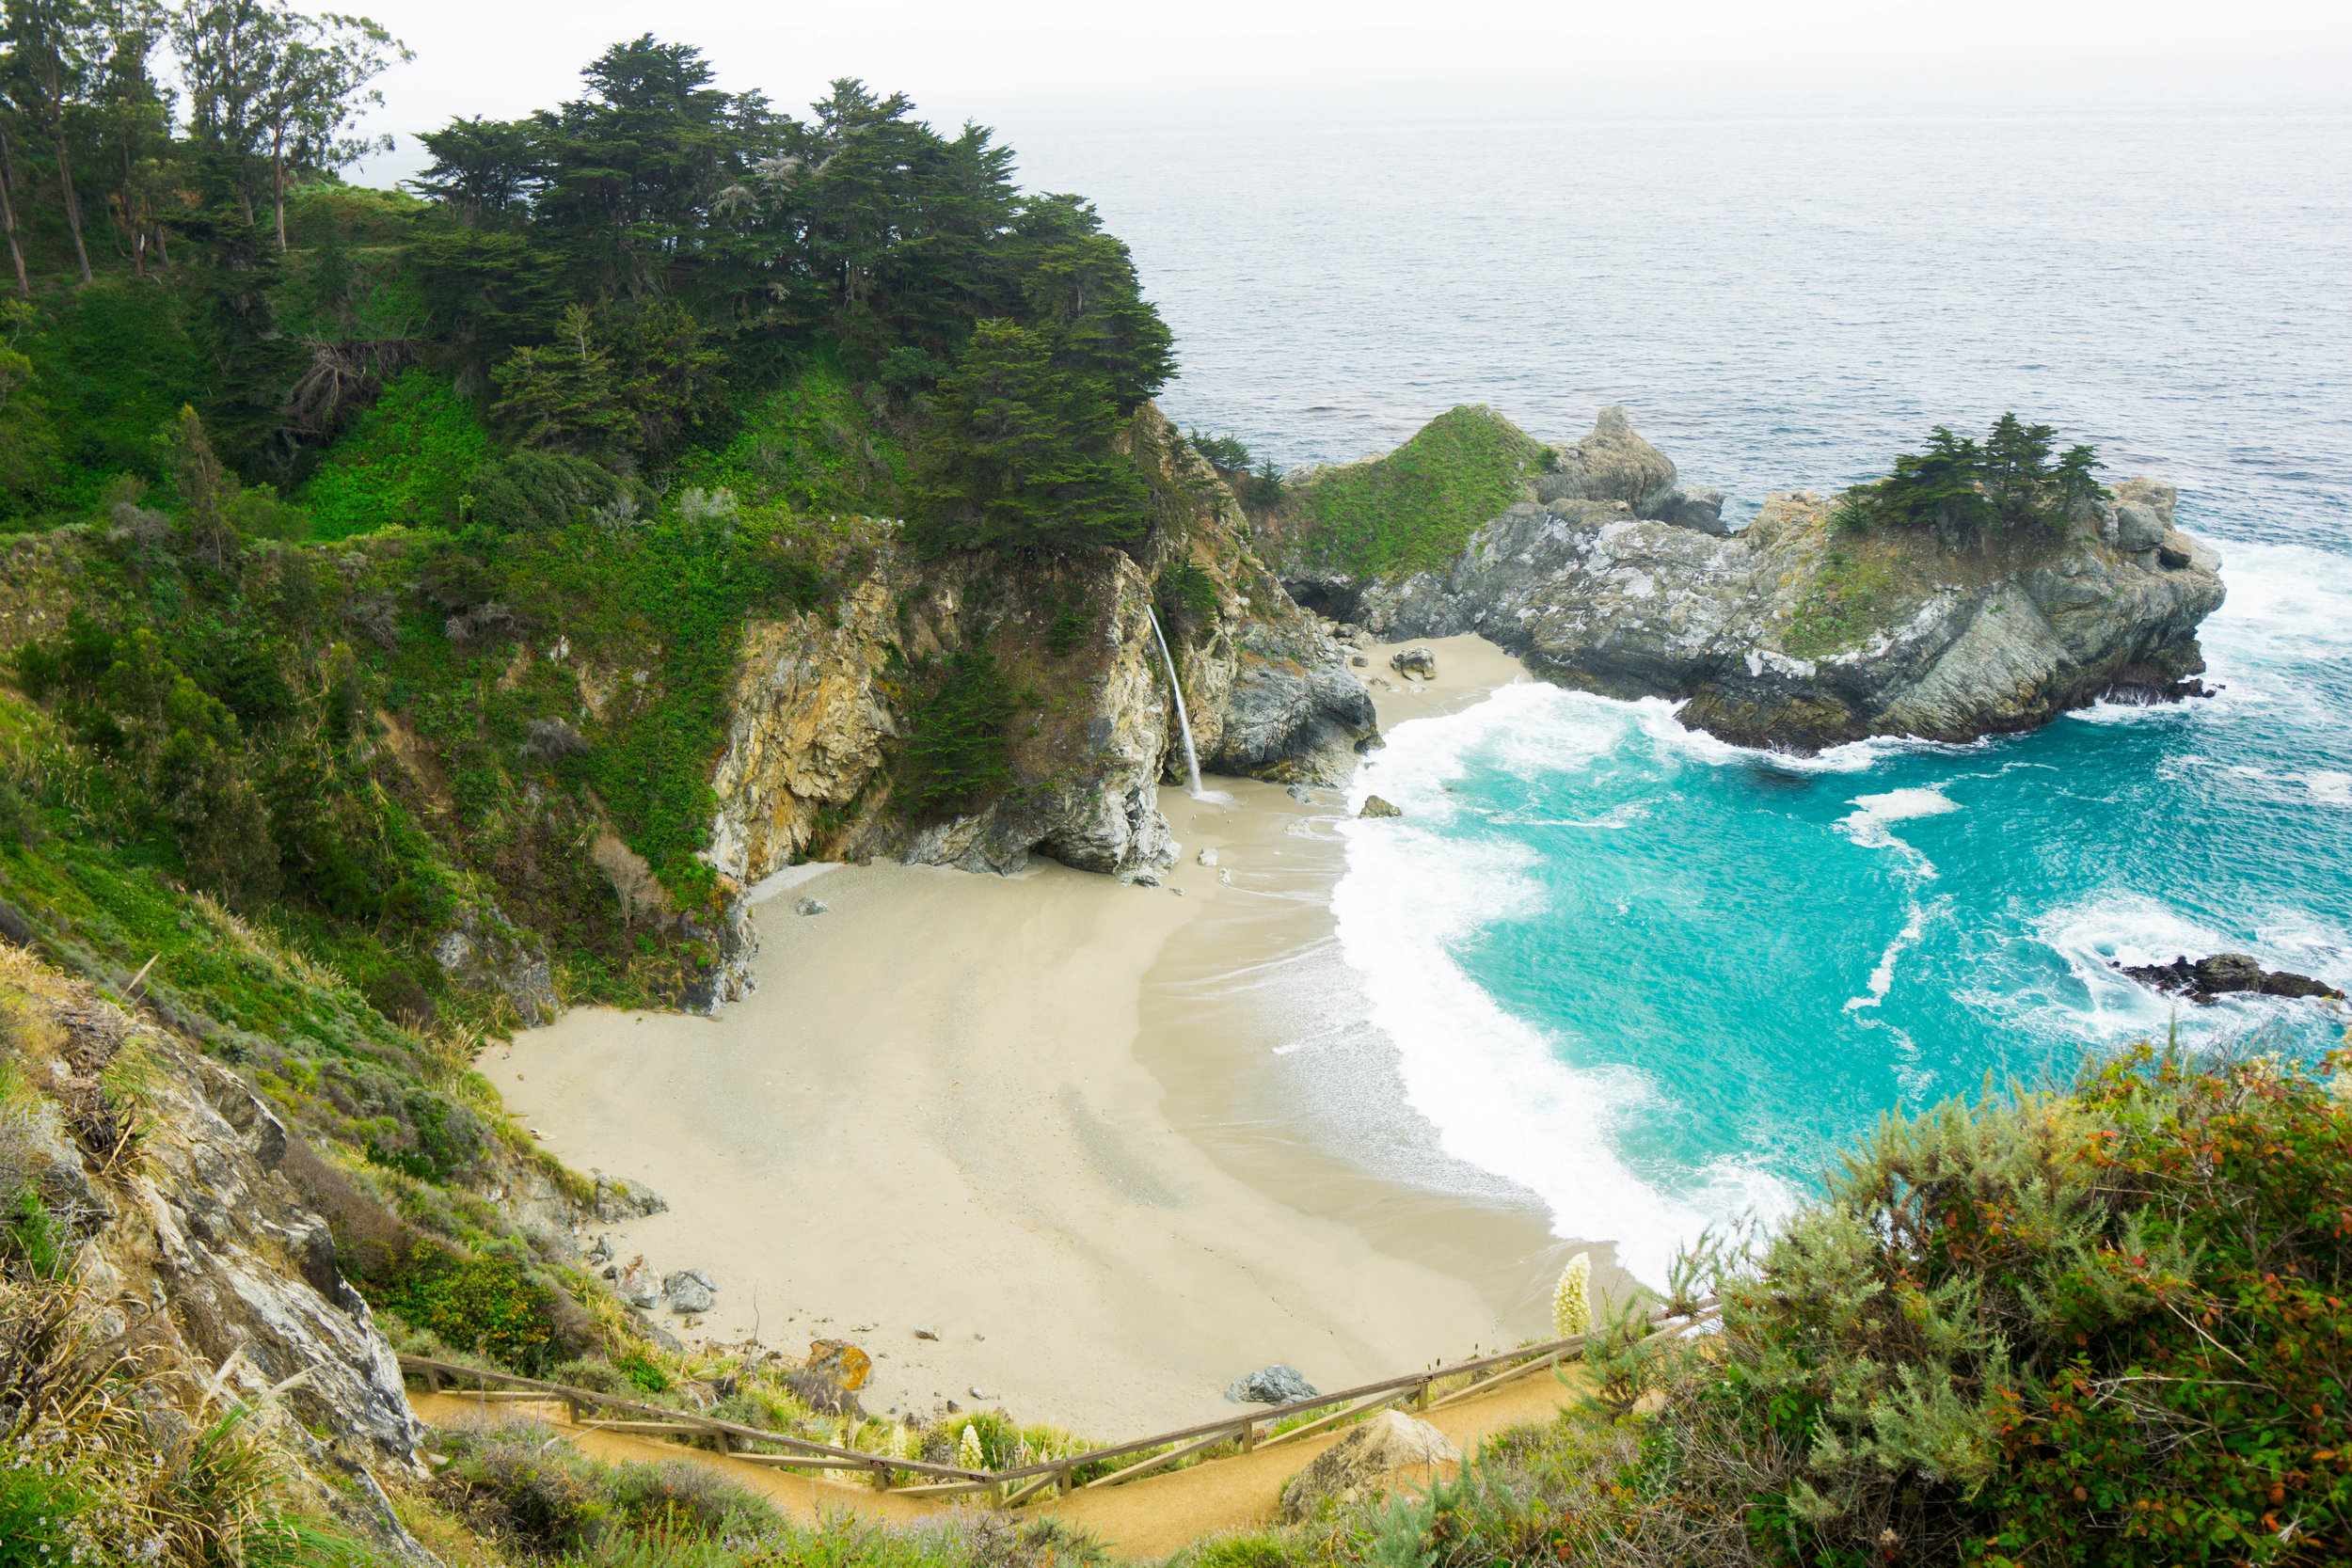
1145,606 -> 1205,797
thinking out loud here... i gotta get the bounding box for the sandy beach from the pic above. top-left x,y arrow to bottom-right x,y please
504,633 -> 1619,1440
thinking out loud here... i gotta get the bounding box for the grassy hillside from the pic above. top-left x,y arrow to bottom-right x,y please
1271,405 -> 1549,578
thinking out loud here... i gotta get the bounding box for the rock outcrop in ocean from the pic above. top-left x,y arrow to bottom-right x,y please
1307,408 -> 2224,752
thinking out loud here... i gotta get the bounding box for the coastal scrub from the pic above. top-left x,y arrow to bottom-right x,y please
1285,405 -> 1548,577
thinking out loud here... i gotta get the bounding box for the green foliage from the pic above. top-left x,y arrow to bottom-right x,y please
2,283 -> 210,519
1615,1049 -> 2352,1567
909,320 -> 1151,559
1292,405 -> 1546,577
1850,412 -> 2106,542
1157,557 -> 1218,635
1781,548 -> 1900,660
897,649 -> 1016,819
613,1347 -> 671,1394
469,449 -> 643,533
365,1241 -> 560,1371
302,369 -> 493,538
680,358 -> 904,517
0,1461 -> 85,1568
1043,585 -> 1097,657
1188,428 -> 1254,471
2,1185 -> 73,1278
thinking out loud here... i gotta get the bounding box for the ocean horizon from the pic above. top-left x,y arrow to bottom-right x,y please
1035,97 -> 2352,1280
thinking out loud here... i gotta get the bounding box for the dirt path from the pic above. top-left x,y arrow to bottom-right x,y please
413,1366 -> 1584,1559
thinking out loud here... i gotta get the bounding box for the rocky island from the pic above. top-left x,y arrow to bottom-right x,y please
1263,406 -> 2225,752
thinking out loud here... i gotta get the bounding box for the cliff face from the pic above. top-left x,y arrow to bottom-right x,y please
0,947 -> 438,1560
1350,412 -> 2225,751
701,405 -> 1376,899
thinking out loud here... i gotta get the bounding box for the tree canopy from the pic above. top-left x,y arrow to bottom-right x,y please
1841,411 -> 2106,542
0,29 -> 1178,553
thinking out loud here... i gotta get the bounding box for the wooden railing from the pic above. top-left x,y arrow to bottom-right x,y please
399,1296 -> 1719,1502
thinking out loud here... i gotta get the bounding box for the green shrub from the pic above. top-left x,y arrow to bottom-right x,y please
1157,558 -> 1218,633
1188,429 -> 1254,471
363,1242 -> 559,1371
1044,586 -> 1096,657
469,450 -> 641,533
897,650 -> 1016,820
1617,1047 -> 2352,1567
0,1461 -> 84,1568
613,1347 -> 671,1394
302,370 -> 493,539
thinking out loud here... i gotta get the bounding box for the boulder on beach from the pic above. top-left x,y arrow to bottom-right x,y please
1359,795 -> 1404,818
807,1338 -> 873,1390
664,1270 -> 716,1313
1227,1364 -> 1320,1405
1390,645 -> 1438,679
794,896 -> 829,915
615,1256 -> 661,1309
1279,1410 -> 1461,1523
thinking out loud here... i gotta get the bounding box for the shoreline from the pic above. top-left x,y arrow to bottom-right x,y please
503,633 -> 1632,1438
1140,634 -> 1643,1349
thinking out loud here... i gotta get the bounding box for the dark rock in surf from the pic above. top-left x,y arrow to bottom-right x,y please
2117,951 -> 2344,1004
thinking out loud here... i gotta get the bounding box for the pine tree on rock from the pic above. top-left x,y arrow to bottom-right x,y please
910,319 -> 1149,558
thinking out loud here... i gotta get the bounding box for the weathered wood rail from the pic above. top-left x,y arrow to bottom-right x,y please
399,1296 -> 1720,1502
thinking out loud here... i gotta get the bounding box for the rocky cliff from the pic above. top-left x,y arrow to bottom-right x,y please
0,944 -> 441,1561
1346,410 -> 2225,751
701,405 -> 1376,895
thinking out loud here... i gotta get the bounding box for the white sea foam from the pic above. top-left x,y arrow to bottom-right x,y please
2305,770 -> 2352,806
1335,682 -> 1802,1285
1846,896 -> 1944,1014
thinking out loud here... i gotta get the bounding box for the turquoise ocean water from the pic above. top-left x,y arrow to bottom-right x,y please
1013,100 -> 2352,1279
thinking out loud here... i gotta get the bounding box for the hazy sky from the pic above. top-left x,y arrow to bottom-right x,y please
337,0 -> 2351,182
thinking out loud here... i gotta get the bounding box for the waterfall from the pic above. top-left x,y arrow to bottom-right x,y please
1146,606 -> 1205,797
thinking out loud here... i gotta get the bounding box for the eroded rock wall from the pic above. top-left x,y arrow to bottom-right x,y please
699,406 -> 1378,901
0,952 -> 437,1560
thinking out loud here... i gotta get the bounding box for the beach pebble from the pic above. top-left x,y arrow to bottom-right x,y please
1198,847 -> 1218,867
914,1325 -> 938,1339
794,896 -> 829,915
969,1386 -> 994,1401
